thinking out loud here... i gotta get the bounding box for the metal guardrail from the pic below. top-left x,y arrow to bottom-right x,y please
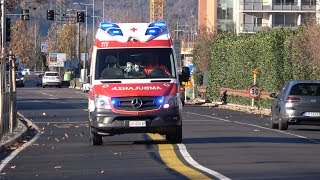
196,86 -> 272,100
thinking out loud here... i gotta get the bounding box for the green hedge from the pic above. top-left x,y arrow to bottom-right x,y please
193,27 -> 320,108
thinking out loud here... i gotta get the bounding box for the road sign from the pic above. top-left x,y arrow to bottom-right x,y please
248,85 -> 261,98
41,43 -> 47,53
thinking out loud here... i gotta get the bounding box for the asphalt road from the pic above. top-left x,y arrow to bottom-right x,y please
1,76 -> 320,179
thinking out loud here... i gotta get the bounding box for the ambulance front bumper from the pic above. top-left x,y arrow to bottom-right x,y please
90,108 -> 181,136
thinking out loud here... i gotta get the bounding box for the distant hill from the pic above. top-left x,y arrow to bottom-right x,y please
11,0 -> 198,37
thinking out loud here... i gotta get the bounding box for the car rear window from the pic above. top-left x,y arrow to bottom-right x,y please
45,73 -> 59,76
290,83 -> 320,96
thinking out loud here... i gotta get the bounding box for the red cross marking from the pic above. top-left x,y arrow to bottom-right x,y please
130,27 -> 137,32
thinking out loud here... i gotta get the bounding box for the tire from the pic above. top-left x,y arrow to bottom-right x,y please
166,125 -> 182,144
279,119 -> 288,130
42,85 -> 45,88
89,126 -> 102,146
58,85 -> 62,88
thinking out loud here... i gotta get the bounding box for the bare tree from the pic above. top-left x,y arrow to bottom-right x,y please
9,20 -> 34,68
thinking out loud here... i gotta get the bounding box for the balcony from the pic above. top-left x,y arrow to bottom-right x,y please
240,23 -> 298,33
240,2 -> 316,12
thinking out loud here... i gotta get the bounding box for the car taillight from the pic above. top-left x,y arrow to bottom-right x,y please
286,97 -> 300,103
56,77 -> 60,80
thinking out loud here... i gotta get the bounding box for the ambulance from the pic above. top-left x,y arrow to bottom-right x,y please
82,21 -> 190,145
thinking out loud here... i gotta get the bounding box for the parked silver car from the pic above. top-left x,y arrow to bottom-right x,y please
42,71 -> 62,88
270,80 -> 320,130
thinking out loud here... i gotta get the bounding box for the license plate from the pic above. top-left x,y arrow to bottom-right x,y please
129,121 -> 146,127
304,112 -> 320,117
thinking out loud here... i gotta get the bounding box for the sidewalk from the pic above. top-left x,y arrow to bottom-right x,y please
0,116 -> 28,151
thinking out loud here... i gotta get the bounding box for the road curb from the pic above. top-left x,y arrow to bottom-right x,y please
0,118 -> 28,151
186,100 -> 271,116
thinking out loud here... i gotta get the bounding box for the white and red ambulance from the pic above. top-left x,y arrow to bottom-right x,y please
83,21 -> 190,145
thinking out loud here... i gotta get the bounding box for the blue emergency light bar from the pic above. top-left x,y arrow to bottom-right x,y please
148,21 -> 167,29
145,21 -> 167,36
100,22 -> 120,31
145,28 -> 161,36
107,29 -> 123,36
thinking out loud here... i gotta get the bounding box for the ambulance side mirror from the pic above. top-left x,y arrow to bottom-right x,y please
179,66 -> 190,83
80,69 -> 88,83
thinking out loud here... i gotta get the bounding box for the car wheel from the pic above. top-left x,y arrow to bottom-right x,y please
58,85 -> 62,88
279,119 -> 288,130
270,117 -> 278,129
42,85 -> 45,88
89,126 -> 102,146
166,125 -> 182,143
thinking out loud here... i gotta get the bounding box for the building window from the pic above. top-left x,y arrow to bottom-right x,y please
254,17 -> 262,27
274,0 -> 295,5
302,0 -> 316,6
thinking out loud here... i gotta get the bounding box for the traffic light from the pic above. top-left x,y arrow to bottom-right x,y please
21,9 -> 29,21
6,18 -> 11,42
47,10 -> 54,20
77,12 -> 85,23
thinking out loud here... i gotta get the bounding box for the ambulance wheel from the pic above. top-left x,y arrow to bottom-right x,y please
89,127 -> 102,146
166,125 -> 182,144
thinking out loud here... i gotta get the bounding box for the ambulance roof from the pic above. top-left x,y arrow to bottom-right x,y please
94,21 -> 173,49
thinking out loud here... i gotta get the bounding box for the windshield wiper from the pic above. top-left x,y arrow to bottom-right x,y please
150,80 -> 171,82
100,80 -> 122,83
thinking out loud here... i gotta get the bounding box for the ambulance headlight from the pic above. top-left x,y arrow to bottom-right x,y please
163,94 -> 179,109
100,22 -> 120,31
107,29 -> 123,36
145,28 -> 161,36
94,95 -> 111,109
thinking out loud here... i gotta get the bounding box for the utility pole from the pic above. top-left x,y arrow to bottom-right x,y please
85,6 -> 88,70
92,0 -> 95,41
0,0 -> 7,134
9,51 -> 16,133
78,22 -> 81,76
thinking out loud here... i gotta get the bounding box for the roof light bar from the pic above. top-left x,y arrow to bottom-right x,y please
145,28 -> 161,36
148,21 -> 167,29
107,29 -> 123,36
100,22 -> 120,31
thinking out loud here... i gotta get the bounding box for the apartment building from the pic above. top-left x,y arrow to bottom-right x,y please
234,0 -> 319,34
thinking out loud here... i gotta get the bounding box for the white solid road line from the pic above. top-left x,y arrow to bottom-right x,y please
41,92 -> 54,97
177,143 -> 231,180
186,112 -> 319,143
0,112 -> 41,172
187,112 -> 232,122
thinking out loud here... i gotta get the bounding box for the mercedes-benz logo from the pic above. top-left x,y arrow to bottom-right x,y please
131,98 -> 143,108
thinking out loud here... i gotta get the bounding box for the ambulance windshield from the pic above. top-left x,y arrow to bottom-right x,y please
95,48 -> 176,79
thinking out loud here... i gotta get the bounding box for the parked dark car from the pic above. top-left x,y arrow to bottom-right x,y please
6,71 -> 25,87
270,80 -> 320,130
15,72 -> 25,87
36,73 -> 44,87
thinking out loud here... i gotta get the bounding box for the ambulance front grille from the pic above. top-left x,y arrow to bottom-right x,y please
112,97 -> 161,111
